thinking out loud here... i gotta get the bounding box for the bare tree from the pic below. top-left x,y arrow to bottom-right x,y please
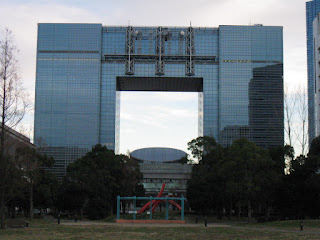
284,84 -> 309,157
295,86 -> 308,156
284,85 -> 296,148
0,28 -> 29,229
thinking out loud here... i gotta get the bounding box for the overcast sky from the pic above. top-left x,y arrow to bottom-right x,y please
0,0 -> 308,154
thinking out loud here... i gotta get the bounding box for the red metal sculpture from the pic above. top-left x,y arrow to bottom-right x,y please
138,183 -> 182,214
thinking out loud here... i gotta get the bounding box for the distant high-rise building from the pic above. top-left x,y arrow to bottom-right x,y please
313,13 -> 320,137
306,0 -> 320,142
34,23 -> 283,178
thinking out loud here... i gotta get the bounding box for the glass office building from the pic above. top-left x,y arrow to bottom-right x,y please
35,23 -> 283,178
307,0 -> 320,142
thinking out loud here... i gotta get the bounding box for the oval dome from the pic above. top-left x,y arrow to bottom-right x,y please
131,147 -> 187,163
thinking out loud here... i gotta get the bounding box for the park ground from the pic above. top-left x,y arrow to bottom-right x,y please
1,217 -> 320,239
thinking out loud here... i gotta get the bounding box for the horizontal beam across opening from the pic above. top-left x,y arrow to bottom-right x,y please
116,76 -> 203,92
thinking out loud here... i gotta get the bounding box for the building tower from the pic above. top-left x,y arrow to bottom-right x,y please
34,24 -> 283,179
306,0 -> 320,142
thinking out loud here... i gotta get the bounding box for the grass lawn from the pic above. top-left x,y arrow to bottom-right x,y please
0,218 -> 320,240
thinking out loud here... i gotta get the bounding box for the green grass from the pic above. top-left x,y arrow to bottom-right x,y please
245,219 -> 320,229
0,219 -> 320,240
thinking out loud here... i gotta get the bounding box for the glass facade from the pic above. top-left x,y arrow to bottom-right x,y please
131,147 -> 191,195
35,23 -> 283,178
307,0 -> 320,142
139,163 -> 191,195
218,26 -> 283,147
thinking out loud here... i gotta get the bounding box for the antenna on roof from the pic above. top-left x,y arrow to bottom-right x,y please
128,20 -> 130,26
190,21 -> 192,27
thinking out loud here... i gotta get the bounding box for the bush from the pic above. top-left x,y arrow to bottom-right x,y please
86,198 -> 109,220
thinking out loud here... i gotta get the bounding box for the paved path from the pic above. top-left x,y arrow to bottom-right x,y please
62,221 -> 230,228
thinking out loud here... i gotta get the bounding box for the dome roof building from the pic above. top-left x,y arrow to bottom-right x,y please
131,147 -> 191,196
131,147 -> 187,163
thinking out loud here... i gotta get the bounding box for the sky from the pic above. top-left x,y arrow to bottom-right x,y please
0,0 -> 308,155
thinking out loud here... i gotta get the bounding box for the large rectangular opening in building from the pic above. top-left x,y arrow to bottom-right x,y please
119,91 -> 199,154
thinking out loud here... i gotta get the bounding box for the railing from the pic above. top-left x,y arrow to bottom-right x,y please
116,196 -> 185,221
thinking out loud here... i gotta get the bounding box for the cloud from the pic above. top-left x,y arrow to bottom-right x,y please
121,112 -> 168,129
121,92 -> 198,102
120,91 -> 198,153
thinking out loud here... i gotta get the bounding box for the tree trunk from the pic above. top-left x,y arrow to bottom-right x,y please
258,203 -> 262,214
0,194 -> 5,229
0,29 -> 29,230
80,198 -> 89,219
302,119 -> 306,155
229,199 -> 232,219
266,206 -> 271,220
9,205 -> 15,219
110,205 -> 113,216
0,83 -> 6,230
29,184 -> 34,219
248,200 -> 252,219
0,58 -> 6,230
237,203 -> 241,219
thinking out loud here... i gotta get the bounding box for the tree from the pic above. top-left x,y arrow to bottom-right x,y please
187,163 -> 213,214
284,85 -> 296,147
273,137 -> 320,219
295,86 -> 308,156
187,137 -> 284,220
284,85 -> 308,156
187,136 -> 226,215
5,163 -> 58,219
187,136 -> 217,161
16,147 -> 56,219
57,144 -> 144,220
118,154 -> 144,198
224,139 -> 275,219
0,28 -> 29,229
308,135 -> 320,156
176,155 -> 189,164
